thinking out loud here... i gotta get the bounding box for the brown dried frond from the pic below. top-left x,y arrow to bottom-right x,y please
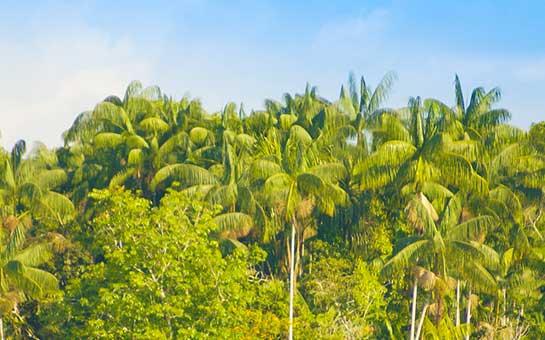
219,224 -> 253,240
47,232 -> 68,252
303,227 -> 317,241
3,215 -> 18,233
412,265 -> 426,278
417,192 -> 439,222
428,302 -> 444,320
418,270 -> 436,291
0,291 -> 21,314
296,197 -> 315,221
446,276 -> 457,290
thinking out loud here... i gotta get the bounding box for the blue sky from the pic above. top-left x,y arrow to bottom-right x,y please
1,0 -> 545,147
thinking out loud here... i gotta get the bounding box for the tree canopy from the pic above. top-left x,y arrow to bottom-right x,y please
1,74 -> 545,339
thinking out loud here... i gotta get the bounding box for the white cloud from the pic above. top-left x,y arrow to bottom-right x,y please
0,26 -> 155,148
314,9 -> 389,44
2,4 -> 544,151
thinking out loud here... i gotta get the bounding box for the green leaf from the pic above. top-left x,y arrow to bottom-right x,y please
151,164 -> 217,190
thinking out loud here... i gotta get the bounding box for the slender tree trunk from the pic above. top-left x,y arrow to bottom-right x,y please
0,316 -> 4,340
295,233 -> 301,279
455,280 -> 460,327
410,277 -> 418,340
288,223 -> 296,340
415,302 -> 429,340
435,294 -> 443,325
503,288 -> 507,316
465,286 -> 472,340
301,238 -> 305,273
494,293 -> 500,327
357,130 -> 364,147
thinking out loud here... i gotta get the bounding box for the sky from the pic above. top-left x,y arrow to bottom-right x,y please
1,0 -> 545,148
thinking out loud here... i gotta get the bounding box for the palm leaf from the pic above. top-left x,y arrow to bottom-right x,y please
382,239 -> 431,273
213,212 -> 254,239
94,132 -> 123,148
12,244 -> 52,267
368,71 -> 397,113
447,216 -> 495,241
139,117 -> 169,134
151,164 -> 217,190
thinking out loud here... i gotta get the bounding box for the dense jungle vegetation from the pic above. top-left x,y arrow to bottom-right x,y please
1,73 -> 545,339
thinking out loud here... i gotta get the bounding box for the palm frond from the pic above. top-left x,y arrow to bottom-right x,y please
447,216 -> 496,241
213,212 -> 254,239
151,164 -> 217,190
368,71 -> 397,113
12,244 -> 52,267
382,239 -> 431,273
94,132 -> 123,148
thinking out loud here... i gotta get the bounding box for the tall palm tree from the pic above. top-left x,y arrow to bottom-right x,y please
0,218 -> 59,339
383,192 -> 499,339
356,96 -> 487,194
426,75 -> 513,169
432,75 -> 511,140
0,141 -> 74,228
250,122 -> 348,339
339,71 -> 397,154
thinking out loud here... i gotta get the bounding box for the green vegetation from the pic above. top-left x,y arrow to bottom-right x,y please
1,74 -> 545,339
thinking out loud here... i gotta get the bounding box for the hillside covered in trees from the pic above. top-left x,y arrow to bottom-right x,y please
1,74 -> 545,339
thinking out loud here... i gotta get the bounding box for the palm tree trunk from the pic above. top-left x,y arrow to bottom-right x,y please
503,288 -> 507,316
288,223 -> 296,340
295,233 -> 301,278
410,277 -> 418,340
415,302 -> 429,340
465,286 -> 472,340
435,294 -> 443,325
494,292 -> 500,327
455,280 -> 460,327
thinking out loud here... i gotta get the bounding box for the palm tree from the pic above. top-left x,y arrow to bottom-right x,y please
0,141 -> 74,228
249,121 -> 348,339
432,75 -> 511,140
355,96 -> 488,199
425,75 -> 513,170
339,71 -> 397,154
0,218 -> 59,339
383,191 -> 499,339
63,81 -> 219,201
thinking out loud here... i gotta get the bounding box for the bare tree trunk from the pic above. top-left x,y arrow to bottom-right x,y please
415,302 -> 429,340
465,287 -> 472,340
410,278 -> 418,340
0,316 -> 4,340
300,237 -> 305,274
456,280 -> 460,327
503,288 -> 507,316
494,294 -> 500,327
295,232 -> 301,279
288,223 -> 296,340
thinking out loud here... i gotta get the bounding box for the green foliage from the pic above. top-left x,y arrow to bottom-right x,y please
1,75 -> 545,339
302,243 -> 388,338
40,189 -> 288,339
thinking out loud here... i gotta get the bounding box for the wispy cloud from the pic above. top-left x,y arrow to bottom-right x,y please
314,9 -> 389,45
0,25 -> 155,148
2,2 -> 544,149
